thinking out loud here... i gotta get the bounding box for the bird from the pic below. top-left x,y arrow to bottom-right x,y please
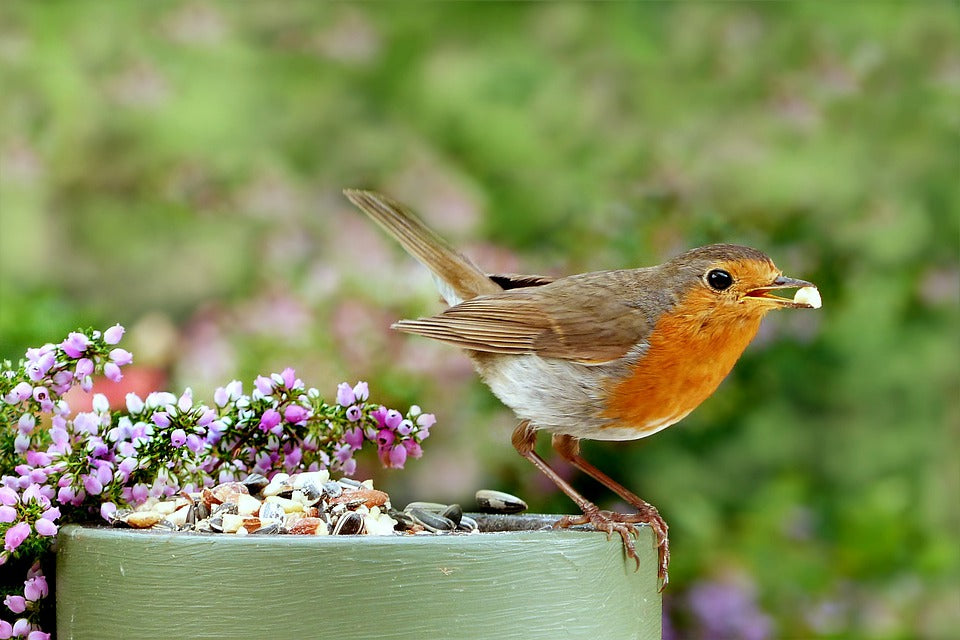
344,189 -> 820,587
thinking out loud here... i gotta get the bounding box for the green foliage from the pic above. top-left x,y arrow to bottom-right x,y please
1,2 -> 957,637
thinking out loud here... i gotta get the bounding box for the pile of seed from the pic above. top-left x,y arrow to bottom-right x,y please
109,470 -> 528,537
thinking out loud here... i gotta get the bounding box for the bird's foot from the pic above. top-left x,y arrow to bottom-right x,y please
555,507 -> 670,588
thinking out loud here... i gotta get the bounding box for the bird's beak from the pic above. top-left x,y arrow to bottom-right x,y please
743,275 -> 821,309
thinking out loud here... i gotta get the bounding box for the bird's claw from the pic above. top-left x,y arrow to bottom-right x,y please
555,507 -> 670,588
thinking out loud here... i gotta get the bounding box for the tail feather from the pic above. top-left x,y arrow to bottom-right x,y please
344,189 -> 501,303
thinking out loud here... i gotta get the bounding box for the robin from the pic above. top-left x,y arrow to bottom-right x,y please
345,189 -> 821,587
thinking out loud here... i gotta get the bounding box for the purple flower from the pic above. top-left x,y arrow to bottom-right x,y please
376,429 -> 395,448
4,595 -> 26,614
387,444 -> 408,468
284,404 -> 309,424
10,381 -> 32,402
3,521 -> 30,552
82,475 -> 103,495
24,576 -> 48,601
280,367 -> 297,389
254,375 -> 274,395
14,434 -> 30,454
108,348 -> 133,366
126,393 -> 144,414
403,440 -> 423,459
103,323 -> 125,344
417,413 -> 437,429
75,358 -> 94,378
56,486 -> 77,505
0,488 -> 17,506
60,332 -> 90,358
384,409 -> 403,430
12,619 -> 30,638
396,419 -> 414,436
185,434 -> 204,453
371,406 -> 388,427
344,405 -> 361,422
339,458 -> 357,476
34,518 -> 57,537
258,409 -> 281,433
152,412 -> 170,428
353,381 -> 369,402
0,620 -> 10,638
336,382 -> 356,407
170,429 -> 187,447
28,630 -> 51,640
41,507 -> 59,521
344,427 -> 364,450
103,362 -> 123,382
0,506 -> 15,523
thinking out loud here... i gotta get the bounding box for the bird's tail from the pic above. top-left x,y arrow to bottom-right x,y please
343,189 -> 501,304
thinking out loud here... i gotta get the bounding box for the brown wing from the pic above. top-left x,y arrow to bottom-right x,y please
393,270 -> 660,364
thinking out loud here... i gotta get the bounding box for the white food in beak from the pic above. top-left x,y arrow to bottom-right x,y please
793,286 -> 821,309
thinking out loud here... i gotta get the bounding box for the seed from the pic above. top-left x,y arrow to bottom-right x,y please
440,504 -> 463,526
475,489 -> 527,514
402,502 -> 448,514
407,508 -> 455,532
333,511 -> 365,535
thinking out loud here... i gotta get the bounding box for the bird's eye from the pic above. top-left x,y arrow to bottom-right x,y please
706,269 -> 733,291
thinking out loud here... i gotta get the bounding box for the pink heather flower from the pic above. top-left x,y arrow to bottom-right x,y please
92,393 -> 110,413
396,419 -> 414,436
152,412 -> 170,428
404,439 -> 423,458
24,576 -> 48,601
17,414 -> 35,435
284,404 -> 309,424
101,502 -> 118,522
12,619 -> 30,637
108,348 -> 133,366
345,405 -> 362,422
103,323 -> 125,344
185,434 -> 204,453
83,475 -> 103,495
3,521 -> 30,552
11,381 -> 33,402
198,408 -> 216,427
31,387 -> 49,404
384,409 -> 403,429
177,389 -> 193,412
343,427 -> 364,450
25,451 -> 50,467
285,446 -> 303,468
41,507 -> 60,521
126,393 -> 144,414
280,367 -> 297,389
13,434 -> 30,454
376,429 -> 396,448
170,429 -> 187,447
28,631 -> 51,640
4,595 -> 26,614
333,443 -> 352,463
131,484 -> 149,503
371,406 -> 388,427
95,464 -> 113,486
0,488 -> 17,506
57,486 -> 77,504
0,487 -> 17,506
75,358 -> 94,378
73,412 -> 99,435
353,381 -> 369,401
0,620 -> 11,638
60,332 -> 90,358
33,518 -> 57,537
0,506 -> 15,523
388,444 -> 408,468
213,386 -> 229,407
259,409 -> 282,433
103,362 -> 122,382
417,413 -> 437,429
254,375 -> 274,395
336,382 -> 356,407
339,458 -> 357,476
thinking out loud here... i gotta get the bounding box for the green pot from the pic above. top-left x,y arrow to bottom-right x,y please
56,516 -> 661,640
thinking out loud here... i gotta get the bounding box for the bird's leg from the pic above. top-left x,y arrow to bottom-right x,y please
552,434 -> 669,587
511,422 -> 641,570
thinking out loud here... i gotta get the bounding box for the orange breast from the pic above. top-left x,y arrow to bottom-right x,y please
601,289 -> 764,434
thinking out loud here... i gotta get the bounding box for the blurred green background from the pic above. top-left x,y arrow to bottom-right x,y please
1,2 -> 957,637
